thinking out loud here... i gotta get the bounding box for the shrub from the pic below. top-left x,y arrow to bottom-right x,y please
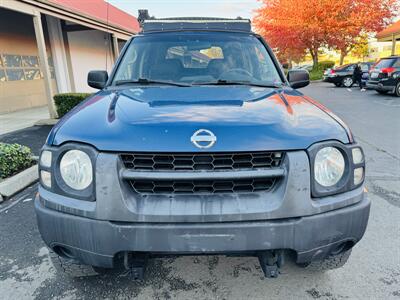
54,93 -> 92,118
0,143 -> 34,179
318,61 -> 335,70
309,68 -> 324,81
308,61 -> 335,81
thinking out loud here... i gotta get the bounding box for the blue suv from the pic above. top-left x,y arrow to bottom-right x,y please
35,18 -> 370,279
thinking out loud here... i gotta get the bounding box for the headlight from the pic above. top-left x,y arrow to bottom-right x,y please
309,141 -> 365,197
60,150 -> 93,190
314,147 -> 345,187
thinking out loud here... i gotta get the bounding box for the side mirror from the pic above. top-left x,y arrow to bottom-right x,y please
287,69 -> 310,89
87,70 -> 108,89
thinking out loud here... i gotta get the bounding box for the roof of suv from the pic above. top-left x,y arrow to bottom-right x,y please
141,18 -> 252,34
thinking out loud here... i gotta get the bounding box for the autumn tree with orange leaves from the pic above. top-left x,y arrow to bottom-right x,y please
254,0 -> 397,66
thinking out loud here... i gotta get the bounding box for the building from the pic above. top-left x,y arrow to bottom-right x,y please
0,0 -> 139,117
376,20 -> 400,56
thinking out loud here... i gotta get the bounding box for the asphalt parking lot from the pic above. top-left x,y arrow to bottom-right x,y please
0,82 -> 399,300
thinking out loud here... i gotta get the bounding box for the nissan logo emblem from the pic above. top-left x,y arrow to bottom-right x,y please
191,129 -> 217,149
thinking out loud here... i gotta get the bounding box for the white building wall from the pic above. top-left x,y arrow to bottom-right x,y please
67,30 -> 114,92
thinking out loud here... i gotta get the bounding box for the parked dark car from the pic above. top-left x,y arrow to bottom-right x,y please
323,63 -> 373,88
35,17 -> 369,280
366,56 -> 400,96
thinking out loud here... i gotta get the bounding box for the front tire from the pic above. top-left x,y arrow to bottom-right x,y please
49,250 -> 99,278
297,249 -> 352,272
342,77 -> 354,88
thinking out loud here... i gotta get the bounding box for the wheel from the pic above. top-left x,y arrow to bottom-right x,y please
342,77 -> 353,88
395,82 -> 400,97
49,250 -> 99,277
377,90 -> 388,95
297,249 -> 352,272
334,82 -> 341,87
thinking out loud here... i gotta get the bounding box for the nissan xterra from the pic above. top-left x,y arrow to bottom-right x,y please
35,17 -> 370,279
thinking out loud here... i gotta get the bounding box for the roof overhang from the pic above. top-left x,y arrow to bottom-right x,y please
376,20 -> 400,42
376,33 -> 400,42
0,0 -> 136,40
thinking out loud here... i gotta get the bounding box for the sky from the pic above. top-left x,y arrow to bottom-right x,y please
107,0 -> 262,19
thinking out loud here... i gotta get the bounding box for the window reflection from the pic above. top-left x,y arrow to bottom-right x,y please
0,70 -> 6,82
3,54 -> 22,67
0,54 -> 45,81
24,69 -> 41,80
22,56 -> 39,68
6,69 -> 25,81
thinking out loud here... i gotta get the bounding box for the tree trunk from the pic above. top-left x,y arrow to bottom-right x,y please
339,50 -> 346,65
309,48 -> 318,68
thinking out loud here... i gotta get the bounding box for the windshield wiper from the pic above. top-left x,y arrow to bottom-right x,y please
193,80 -> 283,88
114,78 -> 191,87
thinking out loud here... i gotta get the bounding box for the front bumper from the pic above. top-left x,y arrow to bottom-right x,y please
35,194 -> 370,268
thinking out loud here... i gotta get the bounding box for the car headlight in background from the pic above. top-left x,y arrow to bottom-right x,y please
314,147 -> 345,187
60,150 -> 93,190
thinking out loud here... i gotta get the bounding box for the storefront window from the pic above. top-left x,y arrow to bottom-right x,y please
6,69 -> 25,81
24,69 -> 41,80
0,53 -> 43,81
3,54 -> 22,67
22,56 -> 39,68
0,70 -> 6,82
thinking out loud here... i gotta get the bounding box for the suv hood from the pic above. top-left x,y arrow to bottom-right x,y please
49,86 -> 349,152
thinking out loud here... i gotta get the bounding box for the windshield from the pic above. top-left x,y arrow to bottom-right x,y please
112,32 -> 283,86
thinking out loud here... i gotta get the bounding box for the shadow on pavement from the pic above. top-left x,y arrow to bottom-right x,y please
0,125 -> 53,155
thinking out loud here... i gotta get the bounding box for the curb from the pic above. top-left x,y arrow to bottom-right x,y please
0,165 -> 38,202
35,118 -> 58,126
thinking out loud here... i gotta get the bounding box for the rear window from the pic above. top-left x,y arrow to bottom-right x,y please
336,64 -> 353,71
374,58 -> 397,69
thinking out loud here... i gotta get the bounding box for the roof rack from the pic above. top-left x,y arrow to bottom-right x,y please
138,10 -> 251,33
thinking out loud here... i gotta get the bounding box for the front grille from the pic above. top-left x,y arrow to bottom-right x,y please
121,151 -> 284,171
128,178 -> 277,194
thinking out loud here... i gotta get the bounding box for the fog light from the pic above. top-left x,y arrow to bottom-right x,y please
354,167 -> 364,185
352,148 -> 363,164
40,151 -> 52,167
40,170 -> 51,188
